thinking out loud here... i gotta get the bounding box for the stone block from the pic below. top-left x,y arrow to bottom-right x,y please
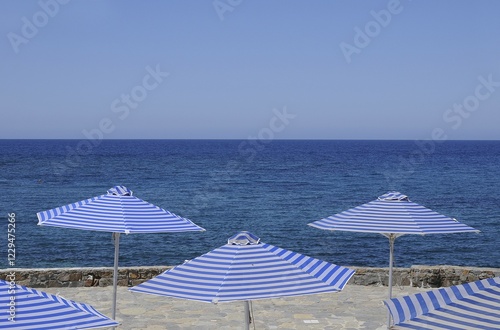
58,272 -> 71,282
69,273 -> 82,282
48,280 -> 63,287
117,279 -> 128,286
130,279 -> 148,286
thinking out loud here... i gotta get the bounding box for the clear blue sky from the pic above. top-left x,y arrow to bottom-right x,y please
1,0 -> 499,139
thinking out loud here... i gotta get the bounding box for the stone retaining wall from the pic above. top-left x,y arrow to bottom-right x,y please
1,265 -> 499,288
0,266 -> 172,288
349,265 -> 500,288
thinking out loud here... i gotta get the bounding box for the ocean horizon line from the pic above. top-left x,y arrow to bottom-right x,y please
1,138 -> 500,141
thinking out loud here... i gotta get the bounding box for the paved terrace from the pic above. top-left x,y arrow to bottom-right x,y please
42,284 -> 425,330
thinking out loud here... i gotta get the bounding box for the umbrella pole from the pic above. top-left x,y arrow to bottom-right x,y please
387,234 -> 396,329
112,232 -> 120,321
388,234 -> 395,299
244,300 -> 250,330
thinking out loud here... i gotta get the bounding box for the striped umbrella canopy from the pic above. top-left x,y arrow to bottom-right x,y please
130,231 -> 355,330
308,191 -> 479,327
384,277 -> 500,329
0,279 -> 118,329
36,186 -> 203,234
36,186 -> 205,320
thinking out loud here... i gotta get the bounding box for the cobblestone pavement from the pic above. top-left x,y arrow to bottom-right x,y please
43,285 -> 425,329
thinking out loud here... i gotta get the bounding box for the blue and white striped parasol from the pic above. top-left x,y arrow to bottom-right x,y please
308,191 -> 479,327
308,191 -> 478,236
0,279 -> 118,329
384,277 -> 500,329
37,186 -> 203,234
36,186 -> 205,320
130,231 -> 355,329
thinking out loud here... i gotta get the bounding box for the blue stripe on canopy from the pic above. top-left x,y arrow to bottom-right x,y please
308,192 -> 478,236
36,186 -> 205,234
384,277 -> 500,329
130,231 -> 355,303
0,280 -> 118,329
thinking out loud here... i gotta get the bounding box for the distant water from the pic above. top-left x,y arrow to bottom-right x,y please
0,139 -> 499,269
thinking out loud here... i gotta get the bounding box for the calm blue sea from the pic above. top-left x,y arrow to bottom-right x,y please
0,139 -> 499,269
